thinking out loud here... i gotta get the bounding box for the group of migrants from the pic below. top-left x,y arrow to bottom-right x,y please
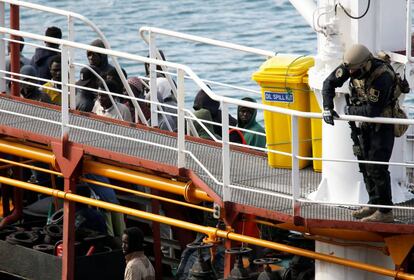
5,25 -> 268,279
8,26 -> 266,150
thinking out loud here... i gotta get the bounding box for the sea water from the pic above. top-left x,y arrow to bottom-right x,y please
7,0 -> 316,118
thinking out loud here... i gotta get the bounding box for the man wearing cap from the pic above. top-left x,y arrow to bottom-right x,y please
30,26 -> 62,80
76,66 -> 101,112
19,65 -> 51,103
322,44 -> 396,223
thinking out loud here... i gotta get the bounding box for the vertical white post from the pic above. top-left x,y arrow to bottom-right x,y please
406,0 -> 412,62
0,3 -> 6,93
61,45 -> 70,139
221,101 -> 231,202
177,69 -> 185,169
291,115 -> 300,216
67,15 -> 76,110
149,31 -> 158,127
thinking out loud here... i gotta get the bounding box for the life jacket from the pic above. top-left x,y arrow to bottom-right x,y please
350,53 -> 410,137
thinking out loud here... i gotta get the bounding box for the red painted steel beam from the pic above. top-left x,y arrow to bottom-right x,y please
0,158 -> 23,228
51,141 -> 83,280
10,4 -> 20,97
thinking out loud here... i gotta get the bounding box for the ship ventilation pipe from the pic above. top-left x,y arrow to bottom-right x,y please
288,0 -> 317,29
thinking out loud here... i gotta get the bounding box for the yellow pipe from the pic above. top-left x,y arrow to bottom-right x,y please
0,139 -> 213,203
83,160 -> 213,203
0,158 -> 62,176
254,219 -> 385,243
0,159 -> 35,170
2,176 -> 414,280
0,139 -> 56,169
79,177 -> 214,213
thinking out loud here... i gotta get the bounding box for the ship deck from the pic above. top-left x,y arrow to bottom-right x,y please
1,95 -> 414,234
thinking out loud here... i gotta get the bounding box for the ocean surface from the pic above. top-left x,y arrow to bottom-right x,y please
6,0 -> 316,118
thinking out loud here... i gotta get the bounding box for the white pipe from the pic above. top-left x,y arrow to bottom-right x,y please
0,2 -> 5,93
289,0 -> 318,29
406,0 -> 412,62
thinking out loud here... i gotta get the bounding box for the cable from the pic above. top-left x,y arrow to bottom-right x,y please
335,0 -> 371,20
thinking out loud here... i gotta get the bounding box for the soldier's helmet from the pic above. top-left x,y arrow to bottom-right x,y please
343,44 -> 372,70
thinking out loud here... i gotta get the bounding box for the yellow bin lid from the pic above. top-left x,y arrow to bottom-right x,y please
252,55 -> 314,84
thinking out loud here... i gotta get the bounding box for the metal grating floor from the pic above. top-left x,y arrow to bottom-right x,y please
1,96 -> 414,226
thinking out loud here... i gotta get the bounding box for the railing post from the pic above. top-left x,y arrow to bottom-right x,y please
9,4 -> 19,97
407,0 -> 412,62
0,2 -> 5,93
291,115 -> 300,218
149,31 -> 158,127
177,68 -> 185,168
61,45 -> 70,142
221,101 -> 231,201
67,15 -> 76,110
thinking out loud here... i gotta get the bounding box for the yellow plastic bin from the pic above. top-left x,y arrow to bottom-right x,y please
303,76 -> 322,172
252,55 -> 314,169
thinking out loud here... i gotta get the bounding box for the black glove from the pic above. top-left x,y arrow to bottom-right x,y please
323,109 -> 339,125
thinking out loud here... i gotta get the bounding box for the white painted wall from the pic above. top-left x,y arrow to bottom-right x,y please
315,241 -> 394,280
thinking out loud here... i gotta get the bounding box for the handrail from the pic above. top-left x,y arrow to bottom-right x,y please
0,0 -> 148,125
139,26 -> 276,58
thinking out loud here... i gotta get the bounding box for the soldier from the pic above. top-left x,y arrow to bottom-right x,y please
322,44 -> 397,223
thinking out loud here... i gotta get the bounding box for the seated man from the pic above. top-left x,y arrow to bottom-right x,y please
19,65 -> 51,103
105,67 -> 128,94
237,97 -> 266,148
193,87 -> 237,137
87,39 -> 115,75
75,184 -> 107,235
127,77 -> 151,123
191,108 -> 220,140
92,80 -> 132,122
30,26 -> 62,80
41,54 -> 61,105
76,66 -> 101,112
83,173 -> 126,238
6,36 -> 30,92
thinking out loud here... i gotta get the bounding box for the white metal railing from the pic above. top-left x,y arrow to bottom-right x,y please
139,26 -> 276,58
406,0 -> 413,63
1,26 -> 414,218
0,0 -> 148,125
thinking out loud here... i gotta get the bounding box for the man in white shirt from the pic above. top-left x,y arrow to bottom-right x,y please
92,79 -> 132,122
122,227 -> 155,280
